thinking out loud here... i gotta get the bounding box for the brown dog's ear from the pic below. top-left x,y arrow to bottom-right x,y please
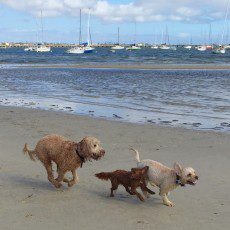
174,162 -> 182,175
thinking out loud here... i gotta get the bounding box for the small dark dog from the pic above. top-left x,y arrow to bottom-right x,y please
95,166 -> 155,201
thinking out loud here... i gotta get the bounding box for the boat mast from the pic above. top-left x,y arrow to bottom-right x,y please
208,24 -> 212,44
134,22 -> 136,45
87,9 -> 91,46
79,9 -> 82,45
118,27 -> 120,45
221,0 -> 230,45
165,25 -> 169,45
40,10 -> 44,43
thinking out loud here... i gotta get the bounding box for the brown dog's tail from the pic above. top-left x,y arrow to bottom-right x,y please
95,172 -> 112,181
23,143 -> 36,161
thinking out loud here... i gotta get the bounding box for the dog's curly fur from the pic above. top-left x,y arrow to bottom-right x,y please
95,166 -> 155,201
23,134 -> 105,188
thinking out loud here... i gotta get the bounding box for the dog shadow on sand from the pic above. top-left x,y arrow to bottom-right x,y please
84,185 -> 162,207
4,173 -> 56,191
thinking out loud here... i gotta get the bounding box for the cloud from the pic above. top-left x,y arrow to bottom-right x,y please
0,0 -> 230,23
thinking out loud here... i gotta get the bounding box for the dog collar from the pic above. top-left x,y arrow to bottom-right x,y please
176,174 -> 185,187
76,149 -> 85,168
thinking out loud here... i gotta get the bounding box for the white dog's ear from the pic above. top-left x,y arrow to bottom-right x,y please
174,162 -> 182,175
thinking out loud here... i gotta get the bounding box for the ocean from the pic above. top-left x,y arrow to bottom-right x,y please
0,47 -> 229,132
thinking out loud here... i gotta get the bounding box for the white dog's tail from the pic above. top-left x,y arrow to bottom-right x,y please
129,147 -> 141,163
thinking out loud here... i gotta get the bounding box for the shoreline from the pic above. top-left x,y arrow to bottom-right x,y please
0,102 -> 229,133
0,105 -> 229,230
2,104 -> 228,135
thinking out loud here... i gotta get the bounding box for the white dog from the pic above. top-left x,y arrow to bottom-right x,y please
130,148 -> 198,207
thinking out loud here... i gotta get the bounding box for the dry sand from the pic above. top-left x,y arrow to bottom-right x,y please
0,106 -> 229,230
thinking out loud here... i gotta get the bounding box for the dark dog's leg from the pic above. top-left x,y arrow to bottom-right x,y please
131,186 -> 145,202
140,183 -> 155,195
125,186 -> 134,195
110,179 -> 118,197
44,161 -> 61,188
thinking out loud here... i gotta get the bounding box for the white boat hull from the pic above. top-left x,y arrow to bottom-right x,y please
34,45 -> 51,52
24,47 -> 35,51
111,45 -> 125,50
197,46 -> 206,51
213,48 -> 226,54
66,47 -> 85,54
126,46 -> 141,50
184,45 -> 192,49
159,45 -> 170,50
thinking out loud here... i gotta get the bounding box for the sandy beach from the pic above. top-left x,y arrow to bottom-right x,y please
0,106 -> 229,229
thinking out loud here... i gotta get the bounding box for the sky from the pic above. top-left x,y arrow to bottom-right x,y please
0,0 -> 230,44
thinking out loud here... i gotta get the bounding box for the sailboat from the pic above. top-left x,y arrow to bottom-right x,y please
159,25 -> 176,50
151,30 -> 159,49
67,9 -> 85,54
197,45 -> 207,51
212,0 -> 229,54
34,10 -> 51,52
126,22 -> 141,50
184,36 -> 192,49
111,27 -> 124,50
212,45 -> 226,54
184,45 -> 192,49
84,9 -> 94,53
24,46 -> 35,51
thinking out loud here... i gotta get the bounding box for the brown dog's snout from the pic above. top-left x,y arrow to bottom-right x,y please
195,175 -> 199,180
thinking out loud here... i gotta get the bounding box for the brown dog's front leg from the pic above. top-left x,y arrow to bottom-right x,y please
140,183 -> 155,195
110,180 -> 118,197
125,186 -> 134,195
131,186 -> 145,202
45,163 -> 61,188
67,170 -> 79,187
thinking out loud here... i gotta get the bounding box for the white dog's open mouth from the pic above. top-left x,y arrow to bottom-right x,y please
92,153 -> 103,160
187,180 -> 197,185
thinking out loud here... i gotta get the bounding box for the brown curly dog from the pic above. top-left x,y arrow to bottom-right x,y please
23,134 -> 105,188
95,166 -> 155,201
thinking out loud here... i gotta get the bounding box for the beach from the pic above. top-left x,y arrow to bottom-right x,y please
0,105 -> 229,230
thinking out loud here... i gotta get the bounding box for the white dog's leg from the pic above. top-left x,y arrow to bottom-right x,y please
143,190 -> 150,198
149,181 -> 157,187
161,193 -> 174,207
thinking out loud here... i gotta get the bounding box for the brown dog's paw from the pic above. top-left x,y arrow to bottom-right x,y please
68,181 -> 76,187
139,196 -> 145,202
54,181 -> 62,188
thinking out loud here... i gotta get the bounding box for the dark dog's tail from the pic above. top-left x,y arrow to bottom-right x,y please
23,143 -> 36,161
95,172 -> 112,181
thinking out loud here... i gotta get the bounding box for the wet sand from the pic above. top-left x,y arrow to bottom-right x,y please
0,106 -> 229,230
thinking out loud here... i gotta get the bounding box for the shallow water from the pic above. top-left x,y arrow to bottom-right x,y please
0,67 -> 229,132
1,47 -> 230,66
